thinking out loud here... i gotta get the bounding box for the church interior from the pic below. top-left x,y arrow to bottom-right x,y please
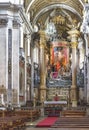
0,0 -> 89,129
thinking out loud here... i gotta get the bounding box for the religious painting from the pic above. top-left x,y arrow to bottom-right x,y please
46,41 -> 72,87
51,41 -> 70,78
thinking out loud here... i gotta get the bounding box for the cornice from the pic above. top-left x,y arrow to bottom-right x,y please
0,2 -> 33,34
0,2 -> 21,11
19,7 -> 33,34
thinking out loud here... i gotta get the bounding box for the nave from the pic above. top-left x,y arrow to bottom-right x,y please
0,105 -> 89,129
0,0 -> 89,129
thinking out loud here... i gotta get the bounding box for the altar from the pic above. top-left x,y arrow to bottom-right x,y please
44,101 -> 67,116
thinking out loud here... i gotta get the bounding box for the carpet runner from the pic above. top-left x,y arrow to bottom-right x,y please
36,117 -> 58,127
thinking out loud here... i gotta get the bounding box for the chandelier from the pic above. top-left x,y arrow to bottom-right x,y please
45,19 -> 57,36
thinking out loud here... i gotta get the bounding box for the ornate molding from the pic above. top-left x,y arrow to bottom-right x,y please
0,85 -> 6,94
39,30 -> 46,39
71,42 -> 78,48
19,7 -> 33,34
68,29 -> 80,38
68,29 -> 80,47
0,19 -> 8,26
13,19 -> 20,28
81,4 -> 89,34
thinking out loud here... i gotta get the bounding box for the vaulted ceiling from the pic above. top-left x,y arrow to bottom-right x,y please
25,0 -> 84,22
24,0 -> 85,41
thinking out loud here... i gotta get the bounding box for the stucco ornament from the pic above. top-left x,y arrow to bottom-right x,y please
81,5 -> 89,34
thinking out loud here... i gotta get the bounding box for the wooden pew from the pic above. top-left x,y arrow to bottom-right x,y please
61,110 -> 86,117
0,108 -> 41,129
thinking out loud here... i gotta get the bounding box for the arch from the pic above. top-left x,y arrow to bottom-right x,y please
26,0 -> 35,14
26,0 -> 84,14
33,4 -> 82,24
78,0 -> 84,7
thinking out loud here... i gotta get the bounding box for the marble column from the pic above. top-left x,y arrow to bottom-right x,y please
68,29 -> 80,107
39,30 -> 46,102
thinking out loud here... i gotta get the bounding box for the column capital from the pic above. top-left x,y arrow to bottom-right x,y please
71,42 -> 78,48
0,18 -> 8,27
40,42 -> 45,48
13,19 -> 20,28
68,29 -> 80,48
68,29 -> 80,41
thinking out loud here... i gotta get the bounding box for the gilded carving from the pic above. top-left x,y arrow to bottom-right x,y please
71,42 -> 78,48
40,42 -> 45,48
39,30 -> 45,38
52,15 -> 65,25
81,5 -> 89,33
